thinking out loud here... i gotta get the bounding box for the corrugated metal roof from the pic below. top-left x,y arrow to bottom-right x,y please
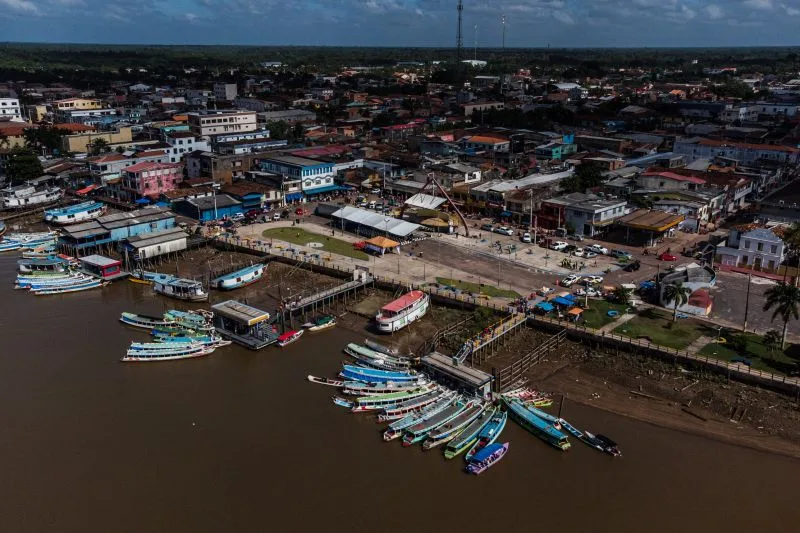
404,193 -> 446,210
331,206 -> 421,237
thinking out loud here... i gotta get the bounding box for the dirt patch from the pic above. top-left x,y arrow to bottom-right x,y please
512,338 -> 800,458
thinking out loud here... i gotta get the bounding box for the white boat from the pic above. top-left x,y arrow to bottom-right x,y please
33,280 -> 105,295
375,290 -> 429,333
277,329 -> 304,347
0,185 -> 63,209
44,201 -> 106,225
210,263 -> 265,290
121,347 -> 215,362
153,276 -> 209,302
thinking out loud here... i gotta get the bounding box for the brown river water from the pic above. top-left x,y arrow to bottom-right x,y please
1,255 -> 799,533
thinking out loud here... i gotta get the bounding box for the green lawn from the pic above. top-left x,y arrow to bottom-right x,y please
580,299 -> 628,329
262,228 -> 369,260
699,331 -> 799,374
613,308 -> 709,350
435,278 -> 520,299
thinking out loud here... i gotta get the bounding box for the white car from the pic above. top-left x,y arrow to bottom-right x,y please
584,251 -> 598,259
586,244 -> 609,255
494,226 -> 514,236
521,232 -> 532,243
550,241 -> 568,251
572,249 -> 585,257
561,274 -> 581,287
583,275 -> 604,285
574,287 -> 601,297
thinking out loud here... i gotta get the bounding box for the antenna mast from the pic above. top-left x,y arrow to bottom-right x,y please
456,0 -> 463,64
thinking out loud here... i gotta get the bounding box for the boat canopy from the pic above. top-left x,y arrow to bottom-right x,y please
382,290 -> 425,313
471,442 -> 504,463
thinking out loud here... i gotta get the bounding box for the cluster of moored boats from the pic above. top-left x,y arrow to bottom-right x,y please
309,340 -> 622,474
0,230 -> 58,253
119,309 -> 231,362
13,246 -> 109,295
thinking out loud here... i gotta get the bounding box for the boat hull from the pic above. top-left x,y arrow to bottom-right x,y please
375,292 -> 430,333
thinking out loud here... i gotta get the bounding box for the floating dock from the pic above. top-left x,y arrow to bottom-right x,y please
212,300 -> 279,350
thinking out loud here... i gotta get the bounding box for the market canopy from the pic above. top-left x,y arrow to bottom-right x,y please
552,296 -> 574,307
567,307 -> 583,316
535,302 -> 554,312
365,236 -> 400,249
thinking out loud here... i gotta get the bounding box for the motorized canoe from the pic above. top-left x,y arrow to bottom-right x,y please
465,442 -> 509,475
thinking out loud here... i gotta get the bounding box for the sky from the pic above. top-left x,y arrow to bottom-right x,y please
0,0 -> 799,48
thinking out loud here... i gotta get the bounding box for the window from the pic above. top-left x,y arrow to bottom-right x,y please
757,242 -> 763,252
771,245 -> 778,254
744,240 -> 750,249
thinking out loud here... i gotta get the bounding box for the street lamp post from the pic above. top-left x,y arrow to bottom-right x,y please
212,181 -> 219,220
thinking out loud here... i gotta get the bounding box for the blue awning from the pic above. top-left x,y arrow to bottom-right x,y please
135,198 -> 151,205
304,184 -> 348,195
500,211 -> 513,217
535,302 -> 554,312
285,192 -> 304,202
552,296 -> 574,306
563,294 -> 576,301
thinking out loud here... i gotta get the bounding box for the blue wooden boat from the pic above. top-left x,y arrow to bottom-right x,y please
164,310 -> 214,331
382,393 -> 460,441
503,397 -> 570,451
33,279 -> 105,295
422,402 -> 487,450
443,406 -> 497,459
340,364 -> 418,384
465,410 -> 508,462
119,312 -> 174,329
44,201 -> 106,225
344,343 -> 411,371
153,277 -> 208,302
129,270 -> 174,285
465,442 -> 509,475
0,240 -> 21,252
401,399 -> 473,447
211,263 -> 265,290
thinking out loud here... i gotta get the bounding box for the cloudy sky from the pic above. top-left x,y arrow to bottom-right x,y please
0,0 -> 799,47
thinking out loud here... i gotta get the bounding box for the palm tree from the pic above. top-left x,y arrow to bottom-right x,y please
762,329 -> 782,359
763,282 -> 800,349
613,286 -> 632,305
663,281 -> 692,322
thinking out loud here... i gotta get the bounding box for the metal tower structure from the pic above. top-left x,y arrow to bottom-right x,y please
456,0 -> 463,64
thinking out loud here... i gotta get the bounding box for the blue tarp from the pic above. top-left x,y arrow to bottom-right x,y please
535,302 -> 554,312
563,294 -> 576,301
552,297 -> 574,307
500,211 -> 513,217
284,192 -> 304,202
135,198 -> 151,205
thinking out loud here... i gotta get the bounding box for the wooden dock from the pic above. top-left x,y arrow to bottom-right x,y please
454,313 -> 528,365
284,275 -> 374,314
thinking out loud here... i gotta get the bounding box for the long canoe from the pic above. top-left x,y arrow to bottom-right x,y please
443,406 -> 497,459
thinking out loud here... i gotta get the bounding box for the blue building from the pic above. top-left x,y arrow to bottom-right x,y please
259,154 -> 338,197
173,194 -> 243,222
59,207 -> 176,256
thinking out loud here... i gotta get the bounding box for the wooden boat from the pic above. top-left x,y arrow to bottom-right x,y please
276,329 -> 303,347
121,347 -> 215,362
503,397 -> 570,451
350,383 -> 438,413
444,406 -> 497,459
211,263 -> 265,290
119,312 -> 174,329
1,184 -> 62,209
343,379 -> 428,396
465,442 -> 509,475
155,335 -> 219,344
44,201 -> 106,225
422,402 -> 486,450
383,394 -> 460,441
583,432 -> 622,457
332,396 -> 354,408
16,274 -> 92,289
17,258 -> 68,274
33,280 -> 105,295
129,270 -> 173,285
151,325 -> 201,337
401,399 -> 472,447
363,339 -> 400,357
0,240 -> 21,252
344,343 -> 411,370
340,364 -> 418,384
307,375 -> 345,387
378,390 -> 450,422
375,290 -> 430,333
153,277 -> 208,302
307,315 -> 336,332
465,410 -> 508,462
163,310 -> 214,331
130,339 -> 229,351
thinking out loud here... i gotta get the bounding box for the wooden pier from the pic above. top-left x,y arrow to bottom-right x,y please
492,328 -> 567,392
454,313 -> 528,365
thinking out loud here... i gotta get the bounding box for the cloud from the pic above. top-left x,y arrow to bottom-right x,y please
704,4 -> 725,19
0,0 -> 40,14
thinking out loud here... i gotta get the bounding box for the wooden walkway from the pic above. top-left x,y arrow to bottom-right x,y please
454,313 -> 527,365
285,276 -> 374,313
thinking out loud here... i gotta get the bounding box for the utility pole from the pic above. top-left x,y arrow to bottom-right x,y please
473,24 -> 478,61
502,15 -> 506,51
743,271 -> 752,332
456,0 -> 463,65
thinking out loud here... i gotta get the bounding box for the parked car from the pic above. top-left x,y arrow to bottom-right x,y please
584,251 -> 598,259
230,212 -> 245,222
567,234 -> 584,242
574,287 -> 601,297
295,207 -> 306,216
521,232 -> 532,243
371,188 -> 381,194
611,249 -> 633,260
550,241 -> 568,251
561,274 -> 581,287
572,249 -> 585,257
582,275 -> 604,285
623,260 -> 641,272
658,252 -> 678,261
272,213 -> 281,221
494,226 -> 514,236
480,223 -> 495,232
586,244 -> 609,255
368,201 -> 377,209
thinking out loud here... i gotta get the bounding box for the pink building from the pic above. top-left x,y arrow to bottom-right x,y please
119,162 -> 184,202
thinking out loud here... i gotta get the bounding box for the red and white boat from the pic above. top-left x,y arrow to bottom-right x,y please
375,290 -> 430,333
277,329 -> 304,347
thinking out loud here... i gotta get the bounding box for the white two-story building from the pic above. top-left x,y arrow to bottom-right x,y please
716,227 -> 786,272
